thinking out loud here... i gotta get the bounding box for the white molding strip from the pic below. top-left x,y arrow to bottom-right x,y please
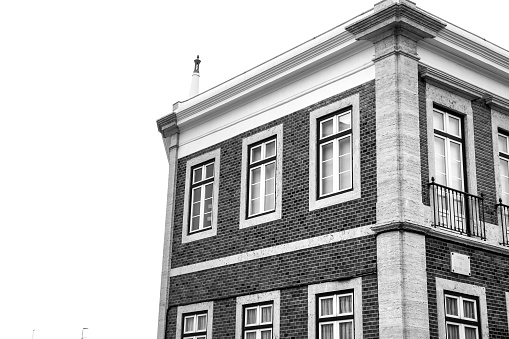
170,224 -> 374,277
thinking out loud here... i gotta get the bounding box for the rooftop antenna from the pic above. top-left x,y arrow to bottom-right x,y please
188,55 -> 201,98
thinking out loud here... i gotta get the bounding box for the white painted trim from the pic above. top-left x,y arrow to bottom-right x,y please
435,278 -> 489,339
236,291 -> 281,339
182,149 -> 221,243
309,93 -> 361,211
307,278 -> 363,339
426,83 -> 478,195
170,224 -> 373,277
176,301 -> 214,339
239,125 -> 283,228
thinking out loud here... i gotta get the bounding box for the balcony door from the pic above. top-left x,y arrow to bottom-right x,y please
433,108 -> 466,229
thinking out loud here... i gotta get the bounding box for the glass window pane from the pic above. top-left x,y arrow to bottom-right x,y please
339,137 -> 351,156
434,110 -> 444,130
245,332 -> 256,339
321,177 -> 333,195
250,198 -> 260,215
251,168 -> 261,184
261,306 -> 272,323
204,183 -> 213,199
265,178 -> 275,195
203,212 -> 212,228
322,159 -> 333,179
193,167 -> 203,183
463,300 -> 476,319
251,183 -> 261,199
448,116 -> 461,136
338,295 -> 353,314
197,314 -> 207,331
251,146 -> 262,163
321,119 -> 334,138
450,142 -> 462,162
320,323 -> 334,339
265,162 -> 275,179
339,321 -> 353,339
184,316 -> 194,333
434,136 -> 446,156
499,134 -> 508,154
338,112 -> 351,132
192,202 -> 201,217
320,297 -> 333,317
503,176 -> 509,197
446,324 -> 460,339
261,329 -> 272,339
465,327 -> 477,339
339,172 -> 352,191
203,198 -> 212,213
246,308 -> 257,325
205,163 -> 214,179
264,194 -> 275,211
322,142 -> 333,161
265,140 -> 276,158
191,216 -> 200,231
193,187 -> 202,203
445,296 -> 458,316
339,154 -> 351,173
501,158 -> 509,178
196,336 -> 206,339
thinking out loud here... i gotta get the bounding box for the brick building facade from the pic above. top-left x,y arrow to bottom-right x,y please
155,1 -> 509,338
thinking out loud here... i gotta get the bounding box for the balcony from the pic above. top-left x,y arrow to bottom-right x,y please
429,178 -> 486,240
495,199 -> 509,246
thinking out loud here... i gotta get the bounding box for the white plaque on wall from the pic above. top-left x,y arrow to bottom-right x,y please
451,252 -> 471,276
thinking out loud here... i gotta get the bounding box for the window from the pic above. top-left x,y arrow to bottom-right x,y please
318,109 -> 352,198
435,278 -> 488,339
182,149 -> 220,243
176,302 -> 213,339
183,312 -> 208,339
317,291 -> 354,339
235,291 -> 280,339
243,303 -> 273,339
189,161 -> 215,233
247,138 -> 277,218
309,94 -> 361,212
498,131 -> 509,204
308,278 -> 362,339
433,108 -> 465,191
444,293 -> 480,339
239,125 -> 283,229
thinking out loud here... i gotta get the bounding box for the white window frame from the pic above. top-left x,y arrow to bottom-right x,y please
444,293 -> 480,339
239,125 -> 283,229
189,162 -> 215,233
497,132 -> 509,204
183,312 -> 208,338
308,278 -> 362,339
435,278 -> 489,339
176,302 -> 214,339
309,94 -> 361,211
182,149 -> 221,243
248,139 -> 277,217
236,291 -> 280,339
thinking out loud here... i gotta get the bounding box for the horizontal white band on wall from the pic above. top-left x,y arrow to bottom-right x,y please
170,224 -> 374,277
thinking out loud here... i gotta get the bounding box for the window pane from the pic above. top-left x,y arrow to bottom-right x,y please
265,178 -> 275,195
204,198 -> 212,214
321,177 -> 333,195
499,134 -> 508,153
338,295 -> 352,314
204,183 -> 213,199
192,202 -> 201,217
251,168 -> 261,184
264,194 -> 275,211
448,116 -> 461,137
433,110 -> 444,130
463,300 -> 476,319
339,172 -> 352,191
445,297 -> 458,316
320,297 -> 333,317
446,324 -> 460,339
197,314 -> 207,331
250,198 -> 260,215
339,153 -> 351,173
191,216 -> 200,231
246,308 -> 257,325
251,146 -> 262,163
193,167 -> 203,183
320,324 -> 334,339
338,112 -> 351,132
203,212 -> 212,228
450,142 -> 462,162
465,327 -> 477,339
245,332 -> 256,339
501,158 -> 509,178
261,306 -> 272,323
265,162 -> 276,179
265,140 -> 276,158
261,329 -> 272,339
193,187 -> 202,203
205,163 -> 214,179
184,316 -> 194,333
321,119 -> 334,138
322,159 -> 333,179
339,321 -> 353,339
196,336 -> 206,339
338,136 -> 351,156
322,142 -> 333,160
251,183 -> 261,199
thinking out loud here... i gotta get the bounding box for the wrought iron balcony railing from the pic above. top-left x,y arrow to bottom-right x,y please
495,199 -> 509,246
429,178 -> 486,240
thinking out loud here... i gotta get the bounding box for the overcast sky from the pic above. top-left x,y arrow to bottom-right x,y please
0,1 -> 507,339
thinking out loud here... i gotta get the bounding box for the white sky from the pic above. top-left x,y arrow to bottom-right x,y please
0,1 -> 507,339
